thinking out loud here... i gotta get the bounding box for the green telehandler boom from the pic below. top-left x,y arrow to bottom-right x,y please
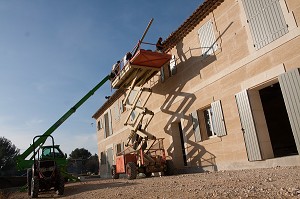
16,74 -> 110,175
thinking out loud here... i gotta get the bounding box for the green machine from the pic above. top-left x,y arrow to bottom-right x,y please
16,75 -> 110,195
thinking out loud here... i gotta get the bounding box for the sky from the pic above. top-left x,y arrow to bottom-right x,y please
0,0 -> 202,157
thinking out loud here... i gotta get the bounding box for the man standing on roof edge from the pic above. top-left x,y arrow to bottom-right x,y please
156,37 -> 163,52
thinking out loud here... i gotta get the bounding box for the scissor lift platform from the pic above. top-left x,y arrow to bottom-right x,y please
111,49 -> 172,89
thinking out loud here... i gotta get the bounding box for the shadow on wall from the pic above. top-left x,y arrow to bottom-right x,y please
149,22 -> 234,172
151,51 -> 217,172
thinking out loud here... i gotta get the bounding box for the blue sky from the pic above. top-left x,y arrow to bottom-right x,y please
0,1 -> 202,156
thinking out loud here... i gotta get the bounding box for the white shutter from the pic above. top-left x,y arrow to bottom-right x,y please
106,147 -> 113,173
104,113 -> 109,138
235,90 -> 262,161
114,102 -> 120,121
211,100 -> 227,137
108,109 -> 113,136
198,19 -> 218,55
279,68 -> 300,153
191,111 -> 202,142
242,0 -> 288,50
160,66 -> 165,82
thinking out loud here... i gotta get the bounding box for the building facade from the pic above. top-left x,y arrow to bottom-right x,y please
93,0 -> 300,177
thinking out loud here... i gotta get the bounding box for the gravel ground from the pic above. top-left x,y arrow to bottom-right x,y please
2,166 -> 300,199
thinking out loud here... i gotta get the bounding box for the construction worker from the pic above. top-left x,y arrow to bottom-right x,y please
123,52 -> 132,66
156,37 -> 163,52
110,60 -> 120,79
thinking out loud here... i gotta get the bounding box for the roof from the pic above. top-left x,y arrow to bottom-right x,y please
92,0 -> 224,119
163,0 -> 224,52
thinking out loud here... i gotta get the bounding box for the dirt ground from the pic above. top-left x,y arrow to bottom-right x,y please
2,166 -> 300,199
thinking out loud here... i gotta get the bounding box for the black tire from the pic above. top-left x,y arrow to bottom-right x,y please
31,176 -> 39,198
27,169 -> 32,196
56,173 -> 65,195
145,172 -> 152,177
165,160 -> 176,176
126,162 -> 137,180
111,165 -> 119,179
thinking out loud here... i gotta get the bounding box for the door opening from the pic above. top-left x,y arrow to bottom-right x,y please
259,83 -> 298,157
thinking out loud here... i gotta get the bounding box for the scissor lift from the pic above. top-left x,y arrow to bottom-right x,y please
110,47 -> 172,179
111,49 -> 171,146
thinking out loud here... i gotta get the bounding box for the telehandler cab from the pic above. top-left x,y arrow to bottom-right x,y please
27,135 -> 65,198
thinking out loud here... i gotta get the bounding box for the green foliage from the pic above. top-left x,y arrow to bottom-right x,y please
68,148 -> 99,174
69,148 -> 91,160
0,137 -> 20,175
85,154 -> 99,175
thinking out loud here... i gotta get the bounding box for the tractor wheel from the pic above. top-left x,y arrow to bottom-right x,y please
27,169 -> 32,196
111,165 -> 119,179
30,176 -> 39,198
126,162 -> 137,180
56,173 -> 65,195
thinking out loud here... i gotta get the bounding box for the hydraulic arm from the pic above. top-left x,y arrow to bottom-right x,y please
16,75 -> 110,170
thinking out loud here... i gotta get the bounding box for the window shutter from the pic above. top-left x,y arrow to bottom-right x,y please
191,111 -> 202,142
104,114 -> 108,139
278,68 -> 300,153
121,142 -> 124,152
198,19 -> 218,55
114,102 -> 120,121
235,90 -> 262,161
119,100 -> 123,113
108,109 -> 113,136
211,100 -> 227,137
106,147 -> 113,171
242,0 -> 288,50
127,90 -> 139,121
160,66 -> 165,82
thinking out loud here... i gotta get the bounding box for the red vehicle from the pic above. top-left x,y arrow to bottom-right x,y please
111,138 -> 174,180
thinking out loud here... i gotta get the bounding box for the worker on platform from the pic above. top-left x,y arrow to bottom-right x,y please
156,37 -> 163,52
123,52 -> 132,66
110,60 -> 120,80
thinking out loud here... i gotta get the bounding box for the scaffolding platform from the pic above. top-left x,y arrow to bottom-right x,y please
111,49 -> 172,89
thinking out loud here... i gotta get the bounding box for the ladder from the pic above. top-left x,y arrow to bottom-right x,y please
123,68 -> 157,149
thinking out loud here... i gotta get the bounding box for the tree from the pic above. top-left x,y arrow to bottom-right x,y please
68,149 -> 99,175
0,137 -> 20,175
69,148 -> 91,160
85,154 -> 99,175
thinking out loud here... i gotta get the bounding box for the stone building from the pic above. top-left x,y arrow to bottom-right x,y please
93,0 -> 300,177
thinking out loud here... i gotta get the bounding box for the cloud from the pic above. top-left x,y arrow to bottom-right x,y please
54,132 -> 98,156
25,118 -> 44,127
0,126 -> 37,153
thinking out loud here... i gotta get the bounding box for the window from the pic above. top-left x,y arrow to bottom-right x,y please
204,107 -> 216,137
192,100 -> 227,141
198,19 -> 218,56
120,100 -> 126,113
104,110 -> 113,138
97,119 -> 102,131
169,55 -> 177,76
116,142 -> 124,154
100,152 -> 106,165
242,0 -> 288,50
